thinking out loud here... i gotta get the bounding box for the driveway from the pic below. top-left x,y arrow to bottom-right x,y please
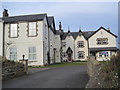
3,65 -> 89,88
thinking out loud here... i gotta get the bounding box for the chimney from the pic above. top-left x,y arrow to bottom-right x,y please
3,9 -> 9,17
107,27 -> 110,32
59,21 -> 62,30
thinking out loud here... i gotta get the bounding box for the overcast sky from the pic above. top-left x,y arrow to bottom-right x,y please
0,2 -> 118,35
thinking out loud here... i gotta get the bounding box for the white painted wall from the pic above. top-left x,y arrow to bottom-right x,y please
54,35 -> 61,63
96,51 -> 116,61
0,22 -> 3,56
62,35 -> 75,61
89,28 -> 117,48
5,20 -> 44,66
49,28 -> 55,64
75,35 -> 88,61
43,18 -> 49,65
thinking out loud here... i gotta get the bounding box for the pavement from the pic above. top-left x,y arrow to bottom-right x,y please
2,65 -> 89,88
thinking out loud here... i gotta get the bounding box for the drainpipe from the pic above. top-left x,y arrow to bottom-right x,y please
74,39 -> 75,61
3,22 -> 5,57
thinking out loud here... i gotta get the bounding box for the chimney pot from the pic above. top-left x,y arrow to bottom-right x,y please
107,27 -> 110,32
3,9 -> 9,17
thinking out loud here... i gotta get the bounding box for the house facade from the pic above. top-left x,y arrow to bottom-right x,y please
0,10 -> 118,66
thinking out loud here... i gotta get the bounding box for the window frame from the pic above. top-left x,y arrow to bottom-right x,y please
27,22 -> 38,37
28,47 -> 37,60
9,48 -> 17,61
9,23 -> 18,38
62,52 -> 66,57
77,41 -> 84,48
99,51 -> 109,57
78,51 -> 85,59
97,38 -> 108,45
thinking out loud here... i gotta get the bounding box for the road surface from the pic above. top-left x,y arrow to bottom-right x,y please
3,65 -> 89,88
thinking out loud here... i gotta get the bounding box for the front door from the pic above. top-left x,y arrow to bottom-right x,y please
67,52 -> 72,61
66,47 -> 73,62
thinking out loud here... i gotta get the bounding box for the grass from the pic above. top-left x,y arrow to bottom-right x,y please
28,61 -> 87,68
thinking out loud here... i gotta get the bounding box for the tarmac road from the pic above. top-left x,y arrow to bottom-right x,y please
3,65 -> 89,88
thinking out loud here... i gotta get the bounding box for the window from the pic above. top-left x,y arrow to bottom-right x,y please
78,51 -> 84,59
99,51 -> 109,57
28,22 -> 37,36
97,38 -> 108,45
105,52 -> 109,57
99,52 -> 102,57
62,52 -> 66,57
9,48 -> 17,60
10,23 -> 18,37
77,41 -> 84,48
103,39 -> 108,44
29,47 -> 36,60
62,42 -> 66,47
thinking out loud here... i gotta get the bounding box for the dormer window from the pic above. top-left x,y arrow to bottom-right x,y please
97,38 -> 108,45
28,22 -> 37,37
77,41 -> 84,48
9,23 -> 18,38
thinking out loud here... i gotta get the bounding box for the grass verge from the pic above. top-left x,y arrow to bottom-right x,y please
29,62 -> 87,68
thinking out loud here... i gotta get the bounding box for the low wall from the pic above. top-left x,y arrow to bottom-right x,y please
2,57 -> 28,81
86,55 -> 119,88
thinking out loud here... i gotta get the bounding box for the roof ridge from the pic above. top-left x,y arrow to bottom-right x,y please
2,13 -> 47,18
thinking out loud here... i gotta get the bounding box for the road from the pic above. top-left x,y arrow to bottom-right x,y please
3,65 -> 89,88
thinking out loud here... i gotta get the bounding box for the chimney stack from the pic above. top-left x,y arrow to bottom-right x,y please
59,21 -> 62,30
3,9 -> 9,17
107,27 -> 110,32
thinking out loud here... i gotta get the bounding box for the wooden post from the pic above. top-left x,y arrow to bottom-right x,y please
19,55 -> 28,74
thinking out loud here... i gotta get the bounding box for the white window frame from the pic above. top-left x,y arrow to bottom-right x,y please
28,47 -> 36,60
77,41 -> 84,48
99,51 -> 109,57
9,48 -> 17,61
62,52 -> 66,57
99,52 -> 102,57
28,22 -> 37,36
10,23 -> 18,38
78,51 -> 84,59
97,38 -> 108,45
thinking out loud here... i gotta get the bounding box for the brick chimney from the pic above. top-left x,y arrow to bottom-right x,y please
3,9 -> 9,17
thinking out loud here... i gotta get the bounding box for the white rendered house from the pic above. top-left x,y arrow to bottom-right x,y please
0,10 -> 118,66
0,10 -> 61,66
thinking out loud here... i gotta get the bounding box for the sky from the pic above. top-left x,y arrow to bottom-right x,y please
0,2 -> 118,36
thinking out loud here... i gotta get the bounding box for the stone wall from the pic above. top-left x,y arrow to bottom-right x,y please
86,55 -> 119,88
1,56 -> 28,81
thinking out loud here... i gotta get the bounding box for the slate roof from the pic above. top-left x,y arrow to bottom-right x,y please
56,30 -> 95,40
47,16 -> 54,26
1,14 -> 47,23
88,27 -> 117,38
47,16 -> 56,33
56,27 -> 117,40
89,47 -> 118,51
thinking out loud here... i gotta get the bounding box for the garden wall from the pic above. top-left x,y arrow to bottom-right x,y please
1,56 -> 28,81
86,53 -> 119,88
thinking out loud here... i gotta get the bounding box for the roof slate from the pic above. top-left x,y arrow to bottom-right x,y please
47,16 -> 54,26
89,47 -> 118,51
1,14 -> 47,23
56,30 -> 95,40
